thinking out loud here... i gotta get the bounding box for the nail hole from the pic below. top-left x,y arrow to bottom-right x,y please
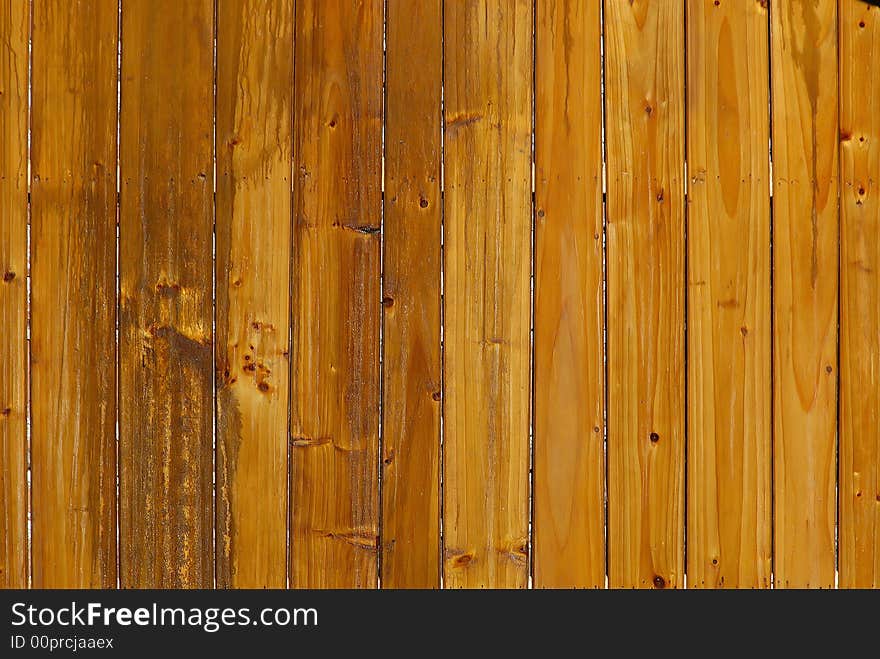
653,575 -> 666,589
419,197 -> 429,209
649,432 -> 660,444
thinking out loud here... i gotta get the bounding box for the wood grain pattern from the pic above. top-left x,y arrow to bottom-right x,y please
382,0 -> 442,589
686,0 -> 771,589
533,0 -> 605,589
119,0 -> 215,588
216,0 -> 293,589
604,0 -> 685,589
30,0 -> 118,588
0,0 -> 29,589
770,0 -> 838,589
839,0 -> 880,589
443,0 -> 532,589
290,0 -> 383,589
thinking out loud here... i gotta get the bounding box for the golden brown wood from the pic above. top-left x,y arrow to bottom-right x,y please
30,0 -> 117,588
216,0 -> 293,590
0,0 -> 29,589
290,0 -> 383,589
533,0 -> 605,589
839,0 -> 880,589
604,0 -> 685,589
382,0 -> 442,589
686,0 -> 772,589
119,0 -> 214,588
771,0 -> 838,589
443,0 -> 532,589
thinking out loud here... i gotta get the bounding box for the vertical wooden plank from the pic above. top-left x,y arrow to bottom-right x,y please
443,0 -> 532,589
382,0 -> 442,589
533,0 -> 605,589
604,0 -> 685,589
216,0 -> 292,589
839,0 -> 880,589
0,0 -> 29,589
770,0 -> 838,589
686,0 -> 772,588
290,0 -> 382,589
30,0 -> 118,588
119,0 -> 214,588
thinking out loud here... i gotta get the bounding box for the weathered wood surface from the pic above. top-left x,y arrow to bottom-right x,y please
686,0 -> 772,589
216,0 -> 293,590
533,0 -> 605,589
290,0 -> 383,589
119,0 -> 215,588
443,0 -> 533,589
770,0 -> 838,589
30,0 -> 118,588
382,0 -> 442,589
604,0 -> 686,589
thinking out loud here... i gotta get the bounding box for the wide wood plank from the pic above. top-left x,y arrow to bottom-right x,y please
770,0 -> 838,589
216,0 -> 293,589
30,0 -> 118,588
604,0 -> 685,589
0,0 -> 29,589
686,0 -> 772,588
119,0 -> 215,588
443,0 -> 532,589
533,0 -> 605,589
839,0 -> 880,589
290,0 -> 383,589
381,0 -> 442,589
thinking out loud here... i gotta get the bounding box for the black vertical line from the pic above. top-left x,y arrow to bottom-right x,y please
528,0 -> 537,590
682,0 -> 689,590
377,0 -> 387,590
114,0 -> 122,589
833,0 -> 842,588
599,0 -> 610,589
287,0 -> 297,592
767,0 -> 776,589
437,0 -> 446,588
26,0 -> 34,591
211,0 -> 219,590
438,0 -> 446,590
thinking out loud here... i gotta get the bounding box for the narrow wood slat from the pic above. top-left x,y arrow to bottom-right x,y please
381,0 -> 442,589
686,0 -> 772,589
604,0 -> 685,589
839,0 -> 880,589
216,0 -> 293,589
30,0 -> 118,588
443,0 -> 532,589
533,0 -> 605,589
290,0 -> 383,589
119,0 -> 215,588
0,0 -> 29,589
770,0 -> 838,589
